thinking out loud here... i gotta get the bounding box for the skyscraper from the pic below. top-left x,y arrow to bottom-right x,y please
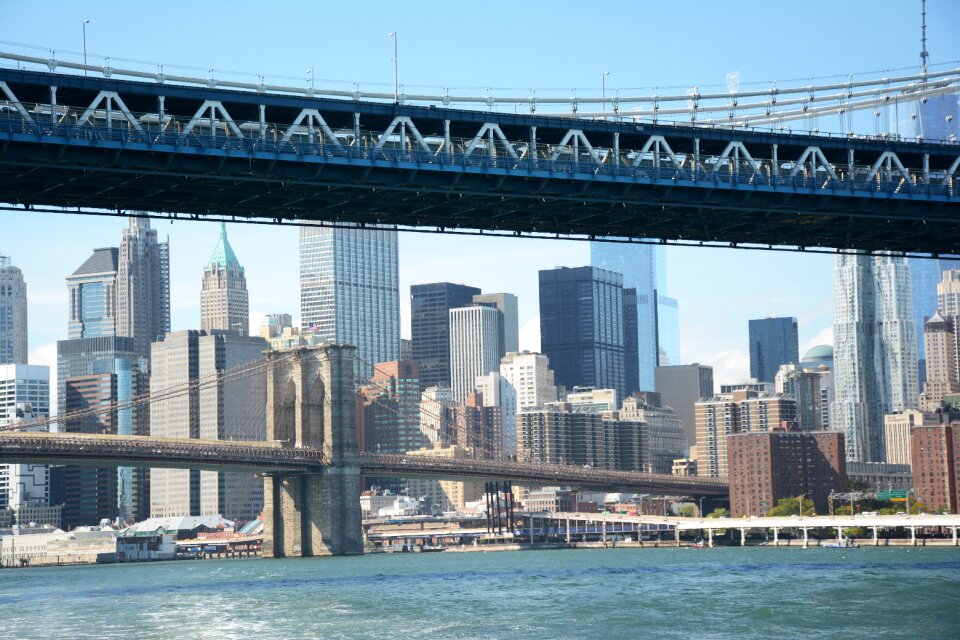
0,255 -> 27,365
300,226 -> 399,378
60,243 -> 149,525
117,218 -> 170,360
55,336 -> 147,526
150,330 -> 267,521
538,266 -> 625,402
201,223 -> 249,334
66,248 -> 118,339
472,292 -> 519,357
0,365 -> 51,519
748,317 -> 799,383
590,243 -> 680,391
448,305 -> 501,403
834,255 -> 919,462
922,311 -> 960,408
410,283 -> 481,390
622,288 -> 640,396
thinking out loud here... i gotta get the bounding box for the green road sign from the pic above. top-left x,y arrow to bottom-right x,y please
878,489 -> 908,500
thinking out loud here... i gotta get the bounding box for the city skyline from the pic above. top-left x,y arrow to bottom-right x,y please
3,1 -> 960,408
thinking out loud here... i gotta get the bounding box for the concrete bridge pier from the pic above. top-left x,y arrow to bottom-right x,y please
262,345 -> 362,558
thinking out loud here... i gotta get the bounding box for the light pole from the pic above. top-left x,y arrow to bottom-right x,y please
698,496 -> 705,517
306,68 -> 314,94
389,32 -> 399,103
82,20 -> 91,76
601,71 -> 610,118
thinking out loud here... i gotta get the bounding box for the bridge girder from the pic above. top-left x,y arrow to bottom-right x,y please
0,68 -> 958,253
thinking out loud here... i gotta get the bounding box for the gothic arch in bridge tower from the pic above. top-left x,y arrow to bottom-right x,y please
304,376 -> 325,451
273,378 -> 297,447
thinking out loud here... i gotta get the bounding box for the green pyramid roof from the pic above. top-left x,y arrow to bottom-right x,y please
205,223 -> 242,271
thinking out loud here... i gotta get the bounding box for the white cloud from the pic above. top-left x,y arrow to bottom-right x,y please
801,325 -> 834,357
700,348 -> 751,388
518,316 -> 541,353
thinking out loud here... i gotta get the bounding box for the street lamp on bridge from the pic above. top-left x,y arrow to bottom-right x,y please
601,71 -> 610,118
389,32 -> 399,103
82,20 -> 91,76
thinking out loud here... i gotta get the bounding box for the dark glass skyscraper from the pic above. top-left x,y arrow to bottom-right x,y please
748,317 -> 799,383
623,288 -> 640,397
410,282 -> 481,390
538,266 -> 625,402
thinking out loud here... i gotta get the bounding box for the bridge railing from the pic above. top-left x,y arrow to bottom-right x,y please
1,104 -> 956,199
0,432 -> 328,467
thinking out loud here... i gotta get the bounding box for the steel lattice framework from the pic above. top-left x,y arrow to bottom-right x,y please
0,56 -> 959,253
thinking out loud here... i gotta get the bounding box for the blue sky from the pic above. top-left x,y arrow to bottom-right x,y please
2,0 -> 959,390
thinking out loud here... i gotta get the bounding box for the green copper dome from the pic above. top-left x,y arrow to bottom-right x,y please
205,222 -> 242,271
802,344 -> 833,362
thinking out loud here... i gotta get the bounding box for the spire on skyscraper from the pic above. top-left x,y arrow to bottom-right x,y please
201,222 -> 249,334
205,222 -> 242,272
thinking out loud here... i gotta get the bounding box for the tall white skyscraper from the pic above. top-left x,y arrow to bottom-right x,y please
300,226 -> 399,378
834,255 -> 919,462
0,255 -> 28,365
449,306 -> 501,402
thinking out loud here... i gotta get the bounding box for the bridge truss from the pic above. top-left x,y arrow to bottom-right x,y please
1,52 -> 959,253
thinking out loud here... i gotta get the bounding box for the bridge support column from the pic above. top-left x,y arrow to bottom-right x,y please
802,527 -> 809,548
773,527 -> 779,546
674,526 -> 680,547
262,345 -> 362,558
707,527 -> 713,547
836,526 -> 843,543
910,526 -> 917,546
952,527 -> 958,546
566,518 -> 571,545
872,526 -> 879,546
740,528 -> 746,547
602,516 -> 607,545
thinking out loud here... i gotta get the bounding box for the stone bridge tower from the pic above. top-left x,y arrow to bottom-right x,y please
262,344 -> 362,557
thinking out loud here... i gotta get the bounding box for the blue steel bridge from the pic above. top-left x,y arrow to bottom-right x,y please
0,52 -> 959,253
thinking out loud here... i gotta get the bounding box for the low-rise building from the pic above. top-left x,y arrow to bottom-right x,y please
845,461 -> 913,493
524,487 -> 577,513
115,529 -> 177,562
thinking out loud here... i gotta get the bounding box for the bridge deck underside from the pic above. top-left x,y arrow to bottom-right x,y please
1,68 -> 958,254
0,137 -> 955,254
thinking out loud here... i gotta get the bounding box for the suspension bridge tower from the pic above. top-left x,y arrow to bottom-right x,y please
262,344 -> 363,557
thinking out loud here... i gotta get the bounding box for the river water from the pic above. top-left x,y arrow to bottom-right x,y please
2,547 -> 958,639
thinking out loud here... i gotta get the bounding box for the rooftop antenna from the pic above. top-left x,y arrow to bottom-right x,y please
920,0 -> 929,78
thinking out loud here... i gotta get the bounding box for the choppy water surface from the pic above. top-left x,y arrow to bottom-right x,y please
2,547 -> 958,639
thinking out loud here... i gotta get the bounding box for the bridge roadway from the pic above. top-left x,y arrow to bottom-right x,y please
0,432 -> 728,496
1,66 -> 959,253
